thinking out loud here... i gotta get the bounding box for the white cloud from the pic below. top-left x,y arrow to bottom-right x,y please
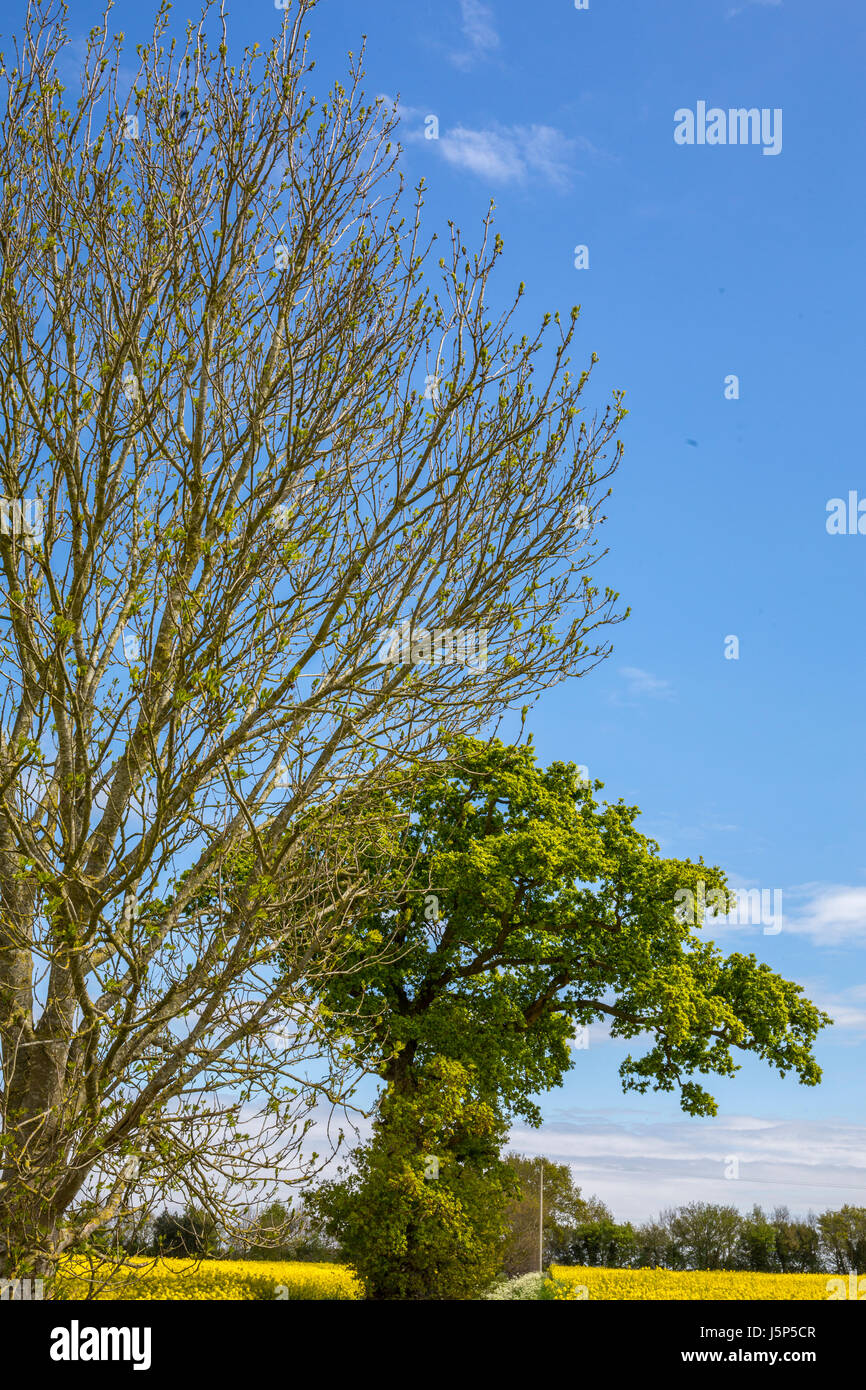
519,126 -> 581,187
437,123 -> 577,190
816,994 -> 866,1033
616,666 -> 675,701
451,0 -> 501,69
509,1109 -> 866,1222
292,1094 -> 866,1226
774,977 -> 866,1037
380,95 -> 598,190
782,884 -> 866,947
659,879 -> 866,950
439,126 -> 524,183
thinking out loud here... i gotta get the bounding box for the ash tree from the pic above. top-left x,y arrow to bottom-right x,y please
0,0 -> 627,1282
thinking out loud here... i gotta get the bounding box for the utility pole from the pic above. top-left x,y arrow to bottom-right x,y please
539,1161 -> 544,1272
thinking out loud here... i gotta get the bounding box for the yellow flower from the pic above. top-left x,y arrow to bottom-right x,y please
546,1266 -> 834,1301
55,1257 -> 363,1301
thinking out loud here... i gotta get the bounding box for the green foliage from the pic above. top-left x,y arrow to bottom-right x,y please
736,1205 -> 780,1273
310,1058 -> 518,1300
551,1203 -> 830,1274
564,1217 -> 638,1268
665,1202 -> 743,1271
294,737 -> 831,1295
236,1200 -> 337,1262
150,1205 -> 220,1259
770,1208 -> 823,1274
817,1205 -> 866,1275
501,1153 -> 610,1274
316,736 -> 831,1121
632,1219 -> 680,1270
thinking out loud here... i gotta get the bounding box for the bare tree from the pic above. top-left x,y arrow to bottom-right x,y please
0,0 -> 627,1283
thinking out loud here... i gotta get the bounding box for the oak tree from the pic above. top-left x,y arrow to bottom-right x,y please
293,738 -> 830,1294
315,738 -> 830,1123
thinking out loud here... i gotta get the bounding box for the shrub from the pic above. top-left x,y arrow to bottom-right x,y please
311,1058 -> 517,1300
482,1272 -> 548,1300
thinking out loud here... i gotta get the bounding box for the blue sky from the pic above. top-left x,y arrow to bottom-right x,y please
29,0 -> 866,1221
304,0 -> 866,1223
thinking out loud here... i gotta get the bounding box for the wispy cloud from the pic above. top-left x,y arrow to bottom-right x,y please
437,123 -> 578,189
439,125 -> 526,183
379,92 -> 604,191
726,0 -> 782,20
699,882 -> 866,948
510,1108 -> 866,1222
285,1097 -> 866,1223
781,884 -> 866,947
802,982 -> 866,1036
451,0 -> 501,70
614,666 -> 675,703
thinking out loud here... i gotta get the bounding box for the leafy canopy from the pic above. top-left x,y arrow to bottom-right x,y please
310,1057 -> 516,1300
316,737 -> 831,1119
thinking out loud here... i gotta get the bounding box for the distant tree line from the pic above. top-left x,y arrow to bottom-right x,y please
502,1157 -> 866,1276
78,1162 -> 863,1287
89,1199 -> 338,1263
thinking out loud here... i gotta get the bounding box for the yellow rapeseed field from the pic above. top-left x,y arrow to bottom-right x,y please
50,1258 -> 847,1301
55,1257 -> 362,1301
547,1266 -> 835,1301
